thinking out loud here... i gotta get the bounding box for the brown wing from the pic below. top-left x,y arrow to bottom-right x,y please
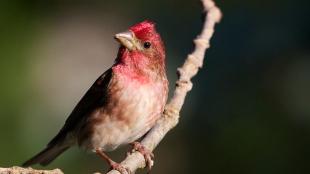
47,68 -> 113,146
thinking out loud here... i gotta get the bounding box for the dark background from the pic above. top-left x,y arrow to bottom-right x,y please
0,0 -> 309,173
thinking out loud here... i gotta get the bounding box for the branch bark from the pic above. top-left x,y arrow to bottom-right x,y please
107,0 -> 222,173
0,166 -> 63,174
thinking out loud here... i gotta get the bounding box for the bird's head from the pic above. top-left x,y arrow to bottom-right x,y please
114,20 -> 165,72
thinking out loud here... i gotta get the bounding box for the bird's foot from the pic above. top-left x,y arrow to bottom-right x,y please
109,161 -> 131,174
130,142 -> 154,172
95,148 -> 131,174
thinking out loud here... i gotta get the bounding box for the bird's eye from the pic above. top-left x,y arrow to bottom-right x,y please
143,42 -> 151,49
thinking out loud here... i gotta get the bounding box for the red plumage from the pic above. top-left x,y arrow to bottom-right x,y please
23,20 -> 168,173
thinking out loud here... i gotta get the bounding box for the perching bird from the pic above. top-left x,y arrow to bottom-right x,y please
23,20 -> 168,173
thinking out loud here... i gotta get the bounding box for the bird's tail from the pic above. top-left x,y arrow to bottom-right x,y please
23,144 -> 70,167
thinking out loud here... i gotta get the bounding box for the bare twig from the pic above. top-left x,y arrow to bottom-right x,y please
0,166 -> 63,174
106,0 -> 222,173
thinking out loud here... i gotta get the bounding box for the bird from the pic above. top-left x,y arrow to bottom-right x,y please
23,20 -> 168,173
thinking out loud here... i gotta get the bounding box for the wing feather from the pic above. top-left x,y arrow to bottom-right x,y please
47,68 -> 113,146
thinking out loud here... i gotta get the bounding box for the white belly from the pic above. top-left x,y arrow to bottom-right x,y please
84,76 -> 166,151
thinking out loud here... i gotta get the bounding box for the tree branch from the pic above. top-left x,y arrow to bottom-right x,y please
0,166 -> 63,174
106,0 -> 222,173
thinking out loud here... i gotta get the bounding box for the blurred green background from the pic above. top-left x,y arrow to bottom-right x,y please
0,0 -> 310,173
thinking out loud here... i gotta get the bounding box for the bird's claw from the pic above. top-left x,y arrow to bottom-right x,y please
110,161 -> 131,174
131,142 -> 154,172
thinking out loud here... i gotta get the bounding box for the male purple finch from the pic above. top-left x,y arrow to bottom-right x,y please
23,20 -> 168,173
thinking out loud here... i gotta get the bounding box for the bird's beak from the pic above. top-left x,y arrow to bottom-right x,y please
114,31 -> 137,51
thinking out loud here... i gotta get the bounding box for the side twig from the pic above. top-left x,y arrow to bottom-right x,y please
0,166 -> 63,174
107,0 -> 222,173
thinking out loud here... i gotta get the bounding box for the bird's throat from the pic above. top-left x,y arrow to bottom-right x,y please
113,47 -> 165,84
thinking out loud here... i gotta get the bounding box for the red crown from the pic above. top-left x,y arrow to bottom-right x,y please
129,20 -> 156,37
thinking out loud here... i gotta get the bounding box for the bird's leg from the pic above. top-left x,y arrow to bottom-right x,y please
95,148 -> 131,174
130,142 -> 154,171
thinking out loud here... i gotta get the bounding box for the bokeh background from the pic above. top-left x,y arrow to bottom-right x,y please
0,0 -> 309,173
